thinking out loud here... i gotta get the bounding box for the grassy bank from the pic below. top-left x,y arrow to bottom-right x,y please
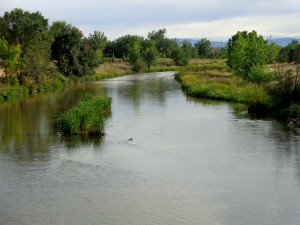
175,60 -> 272,105
79,58 -> 180,82
175,59 -> 300,126
0,58 -> 180,102
59,94 -> 111,136
0,73 -> 67,103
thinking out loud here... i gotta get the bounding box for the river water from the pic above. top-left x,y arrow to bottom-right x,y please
0,72 -> 300,225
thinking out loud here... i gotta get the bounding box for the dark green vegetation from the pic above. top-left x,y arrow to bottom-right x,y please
59,94 -> 111,136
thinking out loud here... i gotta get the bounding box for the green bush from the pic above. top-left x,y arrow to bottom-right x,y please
60,94 -> 111,136
267,69 -> 300,107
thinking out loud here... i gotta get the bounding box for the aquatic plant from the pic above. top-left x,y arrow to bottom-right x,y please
60,94 -> 111,136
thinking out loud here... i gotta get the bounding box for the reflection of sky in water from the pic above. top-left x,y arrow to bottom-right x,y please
0,72 -> 300,225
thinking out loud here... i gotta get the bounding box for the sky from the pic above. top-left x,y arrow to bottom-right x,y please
1,0 -> 300,41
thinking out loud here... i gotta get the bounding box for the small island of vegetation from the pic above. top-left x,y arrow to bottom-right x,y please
59,94 -> 111,136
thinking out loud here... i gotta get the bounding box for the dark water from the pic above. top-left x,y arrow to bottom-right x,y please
0,72 -> 300,225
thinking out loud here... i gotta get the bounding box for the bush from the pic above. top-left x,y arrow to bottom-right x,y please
267,69 -> 300,107
132,58 -> 145,72
60,94 -> 111,135
248,65 -> 272,84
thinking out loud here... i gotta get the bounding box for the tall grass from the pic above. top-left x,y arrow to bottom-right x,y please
60,94 -> 111,136
175,63 -> 272,105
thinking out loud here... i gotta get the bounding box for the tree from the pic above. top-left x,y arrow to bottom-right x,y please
227,31 -> 270,84
0,39 -> 23,84
0,8 -> 54,82
148,28 -> 177,57
181,40 -> 194,59
171,47 -> 189,66
104,35 -> 134,58
87,31 -> 107,64
87,31 -> 107,51
195,38 -> 213,58
0,8 -> 48,53
50,21 -> 84,76
266,43 -> 281,64
127,35 -> 144,72
143,45 -> 159,70
278,40 -> 300,63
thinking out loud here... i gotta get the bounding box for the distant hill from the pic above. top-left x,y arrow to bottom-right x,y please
176,37 -> 300,48
175,38 -> 227,48
270,38 -> 300,47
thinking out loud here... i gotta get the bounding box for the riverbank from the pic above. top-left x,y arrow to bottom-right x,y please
175,60 -> 271,104
0,58 -> 179,103
175,59 -> 300,127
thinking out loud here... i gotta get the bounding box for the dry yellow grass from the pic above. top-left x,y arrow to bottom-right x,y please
94,61 -> 131,74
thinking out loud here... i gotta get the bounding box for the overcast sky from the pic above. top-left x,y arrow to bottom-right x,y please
1,0 -> 299,41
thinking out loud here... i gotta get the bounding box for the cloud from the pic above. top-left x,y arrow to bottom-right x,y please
0,0 -> 299,40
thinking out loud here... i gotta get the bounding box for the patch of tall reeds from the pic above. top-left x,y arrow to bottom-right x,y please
59,94 -> 111,136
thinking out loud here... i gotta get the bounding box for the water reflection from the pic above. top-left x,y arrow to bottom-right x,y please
1,72 -> 300,225
100,72 -> 177,109
59,135 -> 104,150
268,122 -> 300,181
0,83 -> 105,160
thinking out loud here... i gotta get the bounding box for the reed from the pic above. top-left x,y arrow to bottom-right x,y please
60,94 -> 111,136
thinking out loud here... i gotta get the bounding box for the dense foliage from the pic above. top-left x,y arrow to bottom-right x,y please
227,31 -> 271,84
278,40 -> 300,63
0,8 -> 106,86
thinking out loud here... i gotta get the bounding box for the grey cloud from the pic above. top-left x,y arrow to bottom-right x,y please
0,0 -> 299,39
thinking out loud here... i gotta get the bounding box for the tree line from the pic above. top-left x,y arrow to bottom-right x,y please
0,9 -> 221,86
0,8 -> 300,88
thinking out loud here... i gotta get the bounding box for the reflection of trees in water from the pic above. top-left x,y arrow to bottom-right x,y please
268,123 -> 300,182
233,118 -> 300,182
115,73 -> 178,108
0,96 -> 55,161
59,135 -> 103,150
0,83 -> 106,161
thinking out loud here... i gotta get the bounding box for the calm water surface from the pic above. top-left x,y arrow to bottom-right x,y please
0,72 -> 300,225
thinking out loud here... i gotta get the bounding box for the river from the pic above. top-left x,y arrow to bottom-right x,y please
0,71 -> 300,225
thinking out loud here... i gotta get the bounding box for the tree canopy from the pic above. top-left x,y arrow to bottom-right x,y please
227,31 -> 270,84
195,38 -> 213,58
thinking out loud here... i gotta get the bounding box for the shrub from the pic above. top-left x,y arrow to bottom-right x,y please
267,69 -> 300,107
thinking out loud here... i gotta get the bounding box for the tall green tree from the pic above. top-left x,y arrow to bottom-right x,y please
87,31 -> 107,51
266,43 -> 281,64
278,40 -> 300,63
0,39 -> 23,84
195,38 -> 213,58
87,31 -> 107,64
50,21 -> 84,76
0,8 -> 48,52
127,35 -> 145,71
104,35 -> 135,58
227,30 -> 269,84
0,8 -> 54,82
143,45 -> 159,70
181,40 -> 194,60
148,28 -> 177,58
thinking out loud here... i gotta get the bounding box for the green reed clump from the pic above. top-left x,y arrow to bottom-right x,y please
60,94 -> 111,136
